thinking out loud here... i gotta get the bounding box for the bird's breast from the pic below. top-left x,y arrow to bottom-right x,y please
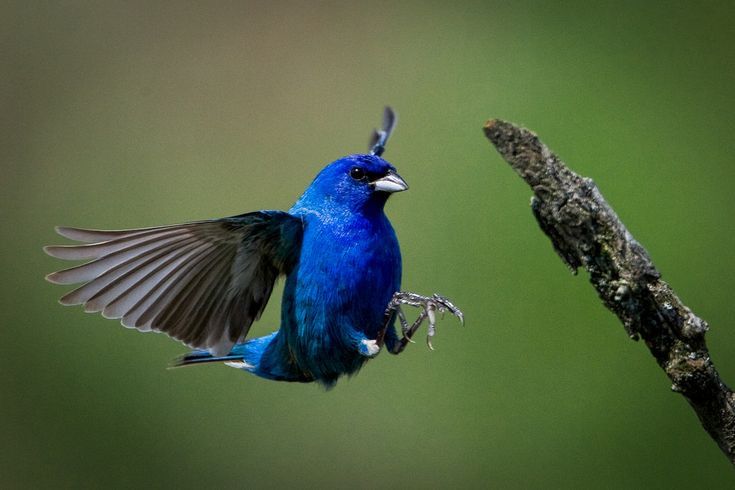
285,212 -> 401,347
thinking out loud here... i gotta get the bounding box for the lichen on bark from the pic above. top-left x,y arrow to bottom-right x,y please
484,118 -> 735,465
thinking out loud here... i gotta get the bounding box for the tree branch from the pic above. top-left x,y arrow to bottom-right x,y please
484,118 -> 735,465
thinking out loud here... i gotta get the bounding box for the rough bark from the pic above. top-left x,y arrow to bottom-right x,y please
484,118 -> 735,465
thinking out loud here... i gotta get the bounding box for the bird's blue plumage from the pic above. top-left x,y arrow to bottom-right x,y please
223,154 -> 404,387
46,109 -> 415,388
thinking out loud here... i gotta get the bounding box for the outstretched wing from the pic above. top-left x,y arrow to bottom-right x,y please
45,211 -> 302,355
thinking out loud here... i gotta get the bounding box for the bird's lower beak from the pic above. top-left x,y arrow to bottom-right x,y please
371,172 -> 409,193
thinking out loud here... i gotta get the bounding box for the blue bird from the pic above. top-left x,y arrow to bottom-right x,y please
45,108 -> 462,387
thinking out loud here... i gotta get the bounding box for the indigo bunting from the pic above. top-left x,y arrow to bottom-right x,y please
45,108 -> 462,387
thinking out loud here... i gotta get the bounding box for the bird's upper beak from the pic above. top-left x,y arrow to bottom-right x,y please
371,171 -> 409,193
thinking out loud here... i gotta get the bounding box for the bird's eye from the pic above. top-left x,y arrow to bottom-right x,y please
350,167 -> 366,180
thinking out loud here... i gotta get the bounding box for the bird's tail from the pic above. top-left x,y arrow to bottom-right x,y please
170,350 -> 246,368
169,331 -> 313,383
169,331 -> 279,372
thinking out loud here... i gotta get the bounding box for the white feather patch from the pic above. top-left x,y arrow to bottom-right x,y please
224,360 -> 254,370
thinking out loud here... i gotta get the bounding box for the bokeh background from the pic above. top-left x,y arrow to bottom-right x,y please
4,1 -> 735,488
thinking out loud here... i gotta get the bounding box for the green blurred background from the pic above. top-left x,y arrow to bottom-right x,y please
4,1 -> 735,488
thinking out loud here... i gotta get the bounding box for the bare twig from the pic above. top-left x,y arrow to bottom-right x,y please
484,118 -> 735,465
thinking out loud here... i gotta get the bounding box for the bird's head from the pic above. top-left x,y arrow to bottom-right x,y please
296,154 -> 408,214
291,107 -> 407,216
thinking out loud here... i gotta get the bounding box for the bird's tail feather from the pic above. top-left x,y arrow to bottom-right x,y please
169,350 -> 244,368
169,331 -> 278,375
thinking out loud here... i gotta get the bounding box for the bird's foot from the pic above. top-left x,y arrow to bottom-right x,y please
358,339 -> 381,358
386,292 -> 464,353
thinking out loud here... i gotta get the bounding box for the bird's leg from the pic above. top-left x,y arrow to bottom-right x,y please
377,292 -> 464,355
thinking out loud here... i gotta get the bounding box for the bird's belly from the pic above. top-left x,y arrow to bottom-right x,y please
281,239 -> 400,378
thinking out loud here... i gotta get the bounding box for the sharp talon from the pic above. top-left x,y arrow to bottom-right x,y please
427,303 -> 436,327
384,290 -> 464,353
426,304 -> 437,351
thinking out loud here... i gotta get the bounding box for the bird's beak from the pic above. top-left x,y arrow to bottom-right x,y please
371,172 -> 409,193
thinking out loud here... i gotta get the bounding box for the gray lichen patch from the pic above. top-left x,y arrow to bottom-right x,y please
484,118 -> 735,464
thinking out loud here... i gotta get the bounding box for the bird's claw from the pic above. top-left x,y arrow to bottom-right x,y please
426,302 -> 436,350
386,291 -> 464,352
396,307 -> 414,342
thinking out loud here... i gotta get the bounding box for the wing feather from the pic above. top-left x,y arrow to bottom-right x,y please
46,233 -> 196,284
44,228 -> 194,261
101,242 -> 213,319
133,244 -> 232,330
55,223 -> 196,243
121,243 -> 227,330
83,239 -> 203,313
160,246 -> 235,348
45,212 -> 302,355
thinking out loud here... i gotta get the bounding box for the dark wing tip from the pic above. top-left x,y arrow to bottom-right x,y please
382,106 -> 397,135
368,129 -> 381,152
369,106 -> 398,157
